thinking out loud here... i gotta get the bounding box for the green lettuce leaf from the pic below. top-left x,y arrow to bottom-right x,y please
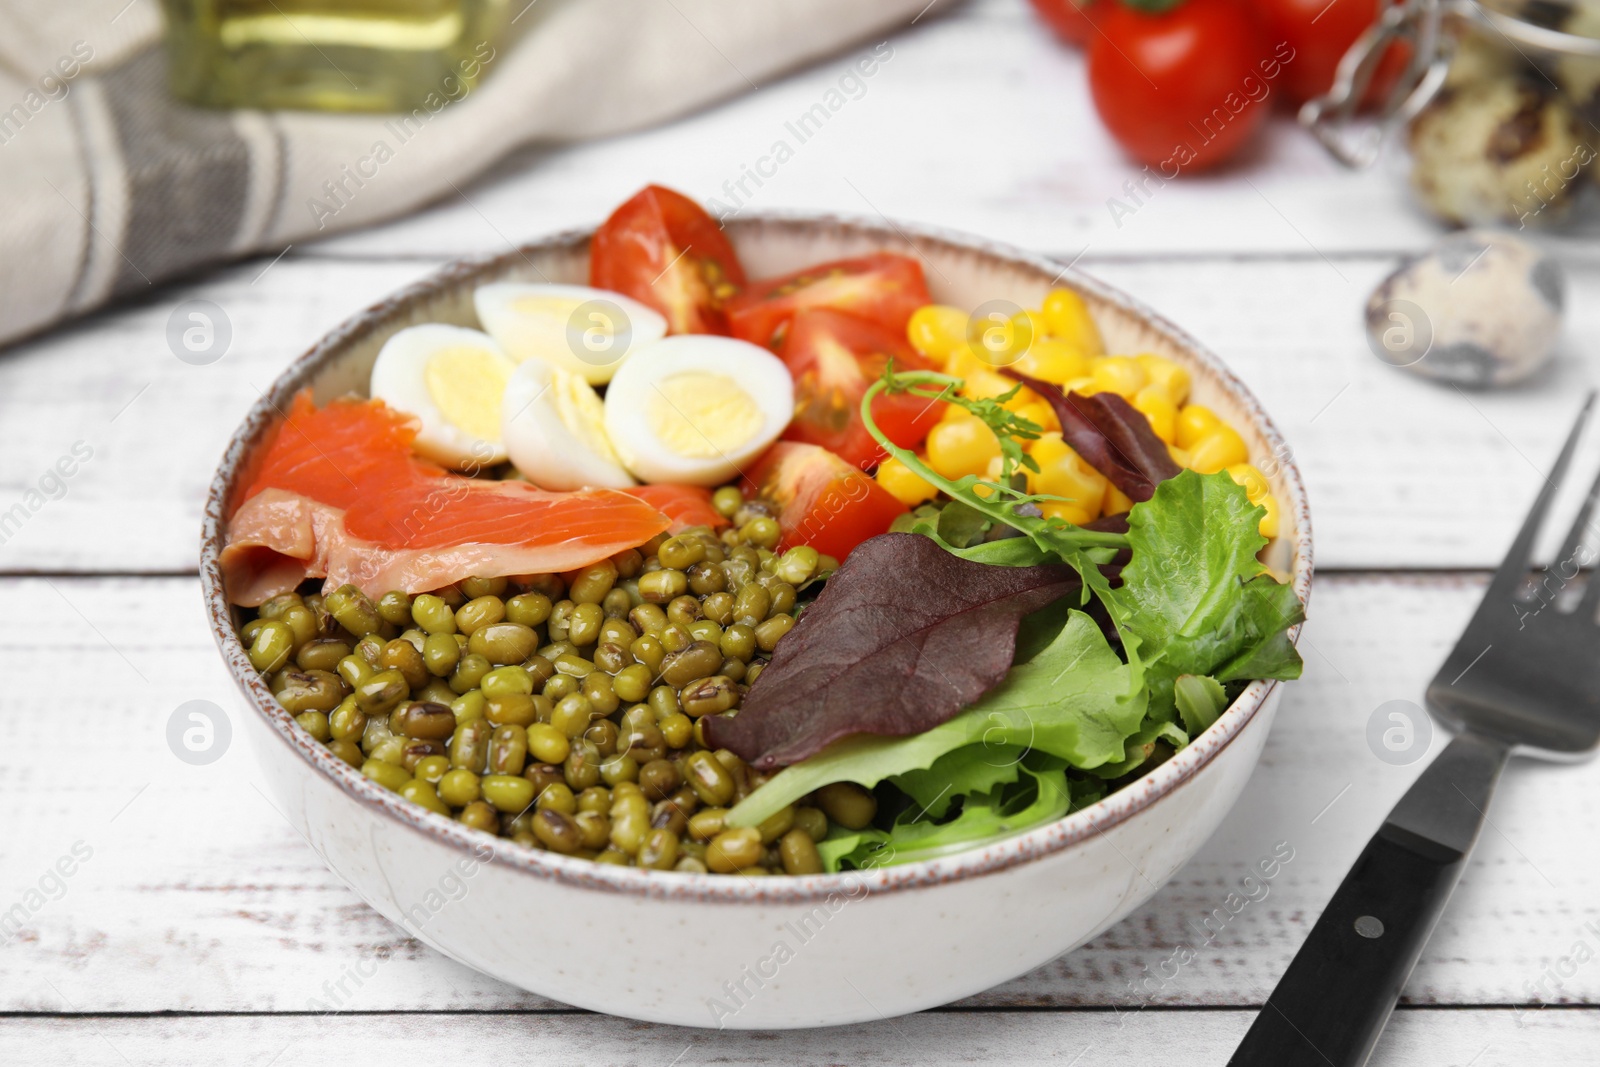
817,758 -> 1074,872
728,610 -> 1145,827
1104,470 -> 1304,719
891,744 -> 1028,820
1086,719 -> 1189,779
1174,674 -> 1228,735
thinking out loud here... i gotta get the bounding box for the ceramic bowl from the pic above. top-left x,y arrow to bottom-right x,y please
200,214 -> 1313,1030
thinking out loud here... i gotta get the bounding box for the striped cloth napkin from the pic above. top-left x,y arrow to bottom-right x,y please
0,0 -> 936,348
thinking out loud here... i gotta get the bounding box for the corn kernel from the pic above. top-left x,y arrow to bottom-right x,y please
1188,426 -> 1249,474
1256,493 -> 1281,539
1090,356 -> 1147,399
1131,384 -> 1179,443
974,455 -> 1008,500
1225,463 -> 1271,504
1227,464 -> 1278,538
944,344 -> 984,380
907,305 -> 968,361
1103,484 -> 1134,515
962,368 -> 1043,416
967,308 -> 1028,368
1041,288 -> 1104,355
1015,400 -> 1060,434
961,366 -> 1021,402
1011,309 -> 1045,349
1028,432 -> 1107,522
1040,499 -> 1097,526
1013,338 -> 1090,385
876,455 -> 939,507
1062,375 -> 1096,395
1176,404 -> 1221,449
1135,354 -> 1191,406
927,417 -> 1001,481
1168,443 -> 1190,467
940,399 -> 978,423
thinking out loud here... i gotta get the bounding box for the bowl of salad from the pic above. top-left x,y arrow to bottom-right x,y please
201,185 -> 1311,1029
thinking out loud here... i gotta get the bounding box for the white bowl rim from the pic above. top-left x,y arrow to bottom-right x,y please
200,210 -> 1314,906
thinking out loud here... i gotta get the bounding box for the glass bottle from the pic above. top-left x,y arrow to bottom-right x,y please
161,0 -> 511,112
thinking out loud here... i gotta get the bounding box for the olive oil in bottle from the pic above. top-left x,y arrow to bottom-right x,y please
162,0 -> 510,112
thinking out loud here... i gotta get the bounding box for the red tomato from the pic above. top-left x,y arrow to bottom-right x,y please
1088,0 -> 1273,173
779,309 -> 945,471
741,442 -> 907,561
1028,0 -> 1100,46
590,185 -> 746,335
726,253 -> 931,350
1259,0 -> 1410,107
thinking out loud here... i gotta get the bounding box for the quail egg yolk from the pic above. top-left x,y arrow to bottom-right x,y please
647,372 -> 765,458
552,367 -> 626,467
512,295 -> 583,319
424,346 -> 512,442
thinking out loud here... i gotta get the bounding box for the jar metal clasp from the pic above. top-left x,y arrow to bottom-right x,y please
1300,0 -> 1600,168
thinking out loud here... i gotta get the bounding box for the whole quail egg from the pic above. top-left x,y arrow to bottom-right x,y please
1365,230 -> 1563,387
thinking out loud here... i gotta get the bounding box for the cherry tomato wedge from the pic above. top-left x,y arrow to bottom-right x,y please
590,184 -> 746,335
779,309 -> 944,471
726,253 -> 931,350
741,442 -> 907,561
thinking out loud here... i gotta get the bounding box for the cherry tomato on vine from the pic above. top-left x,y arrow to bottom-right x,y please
1027,0 -> 1101,47
1258,0 -> 1412,108
1087,0 -> 1274,174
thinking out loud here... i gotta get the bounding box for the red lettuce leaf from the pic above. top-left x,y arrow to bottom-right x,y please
1005,371 -> 1180,502
702,533 -> 1081,770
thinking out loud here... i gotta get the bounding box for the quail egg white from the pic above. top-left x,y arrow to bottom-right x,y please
369,324 -> 515,470
602,335 -> 794,486
474,283 -> 668,385
501,358 -> 636,490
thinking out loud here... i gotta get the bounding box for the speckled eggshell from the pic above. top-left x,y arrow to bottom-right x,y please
1367,231 -> 1563,387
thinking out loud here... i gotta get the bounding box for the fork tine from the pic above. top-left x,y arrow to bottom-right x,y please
1484,391 -> 1597,604
1558,460 -> 1600,611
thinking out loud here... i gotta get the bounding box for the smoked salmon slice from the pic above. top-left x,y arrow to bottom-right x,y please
623,484 -> 729,533
222,393 -> 671,605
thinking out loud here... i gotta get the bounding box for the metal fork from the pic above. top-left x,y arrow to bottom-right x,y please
1229,393 -> 1600,1066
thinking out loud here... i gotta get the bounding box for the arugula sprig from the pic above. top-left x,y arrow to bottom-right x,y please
955,382 -> 1042,485
860,368 -> 1129,557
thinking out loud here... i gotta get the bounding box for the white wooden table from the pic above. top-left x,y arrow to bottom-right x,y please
4,1 -> 1599,1063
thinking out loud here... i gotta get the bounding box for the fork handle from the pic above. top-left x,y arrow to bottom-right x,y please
1227,732 -> 1508,1067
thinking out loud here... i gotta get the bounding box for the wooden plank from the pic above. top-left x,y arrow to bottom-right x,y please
1,574 -> 1595,1014
0,1008 -> 1594,1066
2,253 -> 1596,574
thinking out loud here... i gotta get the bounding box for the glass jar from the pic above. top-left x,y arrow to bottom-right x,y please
162,0 -> 511,112
1303,0 -> 1600,228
